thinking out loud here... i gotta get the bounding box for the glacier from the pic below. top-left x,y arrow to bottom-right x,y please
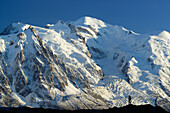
0,16 -> 169,111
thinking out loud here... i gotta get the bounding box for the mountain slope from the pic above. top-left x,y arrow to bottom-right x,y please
0,17 -> 169,112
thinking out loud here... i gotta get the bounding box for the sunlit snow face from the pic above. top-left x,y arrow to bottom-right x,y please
0,17 -> 169,111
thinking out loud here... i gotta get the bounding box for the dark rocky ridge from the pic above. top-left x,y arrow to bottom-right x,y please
0,104 -> 168,113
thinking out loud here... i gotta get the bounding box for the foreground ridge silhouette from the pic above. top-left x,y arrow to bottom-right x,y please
0,104 -> 168,113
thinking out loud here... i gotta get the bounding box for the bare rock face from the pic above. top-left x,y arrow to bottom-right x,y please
0,17 -> 169,112
156,97 -> 170,112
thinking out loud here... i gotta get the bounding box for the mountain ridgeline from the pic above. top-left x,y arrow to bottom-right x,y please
0,17 -> 169,112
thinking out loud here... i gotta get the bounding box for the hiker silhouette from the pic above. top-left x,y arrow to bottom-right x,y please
128,95 -> 132,104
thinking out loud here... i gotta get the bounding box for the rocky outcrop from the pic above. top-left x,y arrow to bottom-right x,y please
68,24 -> 91,57
88,25 -> 101,36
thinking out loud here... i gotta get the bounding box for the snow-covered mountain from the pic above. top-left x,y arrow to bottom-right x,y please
0,16 -> 169,111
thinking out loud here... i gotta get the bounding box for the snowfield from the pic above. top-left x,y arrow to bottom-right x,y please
0,16 -> 169,111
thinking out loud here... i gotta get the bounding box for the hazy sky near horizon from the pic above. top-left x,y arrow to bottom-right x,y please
0,0 -> 170,34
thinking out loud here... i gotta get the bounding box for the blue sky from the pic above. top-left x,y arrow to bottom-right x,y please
0,0 -> 170,34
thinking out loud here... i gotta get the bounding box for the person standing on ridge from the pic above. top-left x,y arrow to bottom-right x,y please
128,95 -> 132,105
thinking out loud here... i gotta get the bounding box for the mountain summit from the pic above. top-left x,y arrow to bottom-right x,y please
0,17 -> 169,112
